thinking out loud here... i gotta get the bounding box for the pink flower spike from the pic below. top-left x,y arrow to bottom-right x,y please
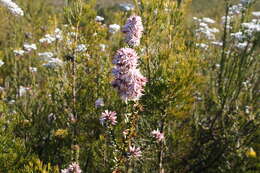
122,15 -> 144,47
112,48 -> 147,101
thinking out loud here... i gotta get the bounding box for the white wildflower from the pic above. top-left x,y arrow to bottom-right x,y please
211,41 -> 223,46
75,44 -> 87,53
95,16 -> 104,22
13,49 -> 25,56
99,44 -> 107,51
242,21 -> 260,34
245,106 -> 250,114
0,0 -> 24,16
43,58 -> 63,68
196,43 -> 209,49
236,42 -> 248,49
38,52 -> 54,60
29,67 -> 37,73
229,4 -> 244,16
119,3 -> 134,11
231,31 -> 245,41
68,32 -> 77,37
252,11 -> 260,18
202,17 -> 215,24
23,43 -> 37,52
39,34 -> 56,44
109,24 -> 120,34
54,28 -> 63,40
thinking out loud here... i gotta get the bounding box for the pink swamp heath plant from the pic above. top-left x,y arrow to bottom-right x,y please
61,162 -> 82,173
122,15 -> 144,47
100,110 -> 117,126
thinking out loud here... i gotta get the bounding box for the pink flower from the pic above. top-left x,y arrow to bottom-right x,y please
122,15 -> 144,47
151,129 -> 164,142
113,48 -> 139,70
112,48 -> 147,101
100,110 -> 117,126
112,68 -> 147,101
61,162 -> 82,173
129,146 -> 142,158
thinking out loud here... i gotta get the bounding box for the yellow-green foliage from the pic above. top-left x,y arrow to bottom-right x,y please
22,158 -> 59,173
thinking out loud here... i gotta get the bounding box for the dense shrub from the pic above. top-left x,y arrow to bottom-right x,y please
0,0 -> 259,172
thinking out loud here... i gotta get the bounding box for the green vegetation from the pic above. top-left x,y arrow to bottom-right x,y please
0,0 -> 259,172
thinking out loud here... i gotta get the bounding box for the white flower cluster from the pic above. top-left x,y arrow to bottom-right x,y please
119,3 -> 134,11
193,17 -> 219,40
43,58 -> 63,69
211,41 -> 223,47
95,16 -> 104,22
252,11 -> 260,18
242,19 -> 260,35
39,28 -> 63,44
195,43 -> 209,49
0,0 -> 24,16
38,52 -> 63,69
23,43 -> 37,52
229,3 -> 244,16
13,43 -> 37,57
38,52 -> 54,60
230,31 -> 245,41
109,24 -> 120,34
99,44 -> 107,51
75,44 -> 87,53
29,67 -> 37,73
13,49 -> 25,56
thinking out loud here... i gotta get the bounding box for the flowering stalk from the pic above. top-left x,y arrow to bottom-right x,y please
110,14 -> 146,172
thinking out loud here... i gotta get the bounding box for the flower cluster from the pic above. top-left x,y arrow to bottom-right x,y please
112,48 -> 147,101
100,110 -> 117,126
252,11 -> 260,18
39,28 -> 63,44
122,15 -> 144,47
193,17 -> 219,40
129,146 -> 142,158
61,162 -> 82,173
151,129 -> 164,142
0,0 -> 24,16
109,24 -> 121,34
119,3 -> 134,12
95,15 -> 104,22
23,43 -> 37,52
